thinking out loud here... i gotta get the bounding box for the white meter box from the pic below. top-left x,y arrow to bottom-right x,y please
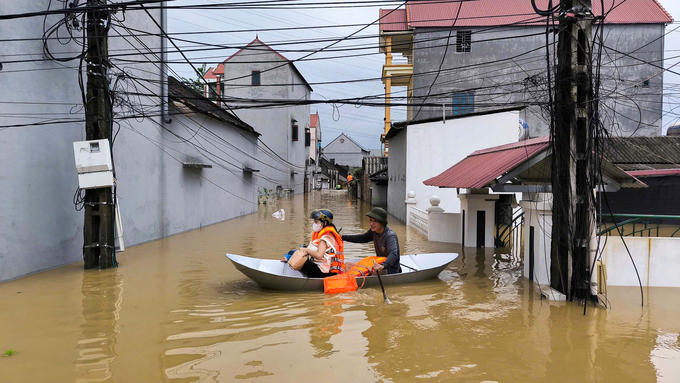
73,139 -> 114,189
73,139 -> 112,174
77,171 -> 114,189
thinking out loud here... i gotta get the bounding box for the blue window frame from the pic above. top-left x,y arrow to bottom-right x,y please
452,92 -> 474,116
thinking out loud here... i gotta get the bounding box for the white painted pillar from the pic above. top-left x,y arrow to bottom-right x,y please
426,195 -> 444,213
404,190 -> 416,226
519,193 -> 553,286
458,189 -> 498,248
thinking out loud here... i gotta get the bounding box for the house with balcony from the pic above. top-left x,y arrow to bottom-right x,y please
378,0 -> 672,143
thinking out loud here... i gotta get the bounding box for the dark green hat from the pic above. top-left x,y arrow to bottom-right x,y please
366,207 -> 388,225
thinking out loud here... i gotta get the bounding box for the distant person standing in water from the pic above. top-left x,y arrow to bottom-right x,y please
342,207 -> 401,274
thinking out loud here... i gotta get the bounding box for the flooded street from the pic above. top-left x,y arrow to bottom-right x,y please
1,191 -> 680,382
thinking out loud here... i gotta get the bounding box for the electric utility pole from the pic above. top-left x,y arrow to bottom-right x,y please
550,0 -> 594,300
83,0 -> 115,269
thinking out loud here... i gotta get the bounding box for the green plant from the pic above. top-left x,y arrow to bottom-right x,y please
182,63 -> 209,94
258,188 -> 271,205
5,349 -> 16,356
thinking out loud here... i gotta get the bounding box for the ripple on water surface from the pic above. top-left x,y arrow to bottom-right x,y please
1,191 -> 680,382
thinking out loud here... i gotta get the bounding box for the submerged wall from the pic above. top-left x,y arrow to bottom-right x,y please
598,237 -> 680,288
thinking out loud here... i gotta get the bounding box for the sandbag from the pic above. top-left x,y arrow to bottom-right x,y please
323,273 -> 358,294
287,250 -> 308,271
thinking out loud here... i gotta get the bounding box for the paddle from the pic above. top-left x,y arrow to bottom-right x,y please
373,260 -> 392,304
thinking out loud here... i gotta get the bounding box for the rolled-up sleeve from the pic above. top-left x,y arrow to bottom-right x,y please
342,230 -> 373,244
382,233 -> 400,271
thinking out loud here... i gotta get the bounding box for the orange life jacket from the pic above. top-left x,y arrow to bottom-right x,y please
323,256 -> 387,295
324,273 -> 357,294
312,226 -> 345,274
346,256 -> 386,278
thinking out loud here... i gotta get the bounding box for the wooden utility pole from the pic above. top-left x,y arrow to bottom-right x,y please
550,0 -> 593,300
83,0 -> 115,269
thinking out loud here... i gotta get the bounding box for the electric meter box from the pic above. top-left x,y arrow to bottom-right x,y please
77,171 -> 114,189
73,139 -> 113,174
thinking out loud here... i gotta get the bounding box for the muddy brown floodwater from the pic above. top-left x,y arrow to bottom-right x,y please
1,191 -> 680,382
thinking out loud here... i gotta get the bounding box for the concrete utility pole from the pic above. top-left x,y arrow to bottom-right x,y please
550,0 -> 594,300
83,0 -> 115,269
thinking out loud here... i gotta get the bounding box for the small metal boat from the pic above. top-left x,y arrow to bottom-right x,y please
226,253 -> 459,291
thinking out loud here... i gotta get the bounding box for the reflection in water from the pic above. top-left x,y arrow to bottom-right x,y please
652,331 -> 680,382
76,269 -> 123,382
308,299 -> 346,358
1,191 -> 680,382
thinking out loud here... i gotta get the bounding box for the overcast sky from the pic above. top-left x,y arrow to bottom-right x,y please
169,0 -> 680,150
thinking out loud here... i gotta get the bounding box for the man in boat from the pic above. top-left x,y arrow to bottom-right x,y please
342,207 -> 401,274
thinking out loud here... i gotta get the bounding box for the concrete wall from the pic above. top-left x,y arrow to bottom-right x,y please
324,152 -> 366,168
598,237 -> 680,288
219,40 -> 311,194
412,24 -> 666,137
427,212 -> 462,243
387,131 -> 407,221
405,110 -> 521,213
0,3 -> 259,282
323,134 -> 368,168
520,194 -> 554,286
371,183 -> 387,207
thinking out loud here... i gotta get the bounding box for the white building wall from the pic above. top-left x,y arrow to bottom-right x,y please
371,183 -> 388,207
520,195 -> 553,286
219,41 -> 311,194
387,132 -> 408,221
323,134 -> 368,168
404,110 -> 521,213
0,3 -> 258,282
323,152 -> 366,168
598,237 -> 680,288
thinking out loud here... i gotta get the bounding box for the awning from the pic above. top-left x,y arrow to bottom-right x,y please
424,136 -> 646,192
424,137 -> 550,189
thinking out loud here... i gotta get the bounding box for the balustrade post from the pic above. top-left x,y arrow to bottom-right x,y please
404,191 -> 416,226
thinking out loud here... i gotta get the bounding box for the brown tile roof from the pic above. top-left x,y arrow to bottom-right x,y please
168,76 -> 259,136
604,136 -> 680,170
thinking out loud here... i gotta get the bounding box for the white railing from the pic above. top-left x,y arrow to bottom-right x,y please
410,206 -> 429,235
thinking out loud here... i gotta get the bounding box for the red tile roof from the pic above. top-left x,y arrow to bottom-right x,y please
203,66 -> 217,80
211,63 -> 225,76
379,8 -> 408,32
310,113 -> 319,128
423,136 -> 550,189
380,0 -> 672,31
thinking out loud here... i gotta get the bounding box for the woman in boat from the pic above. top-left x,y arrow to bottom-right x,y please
284,209 -> 345,278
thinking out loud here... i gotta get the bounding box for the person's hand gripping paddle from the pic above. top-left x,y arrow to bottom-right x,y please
373,260 -> 392,304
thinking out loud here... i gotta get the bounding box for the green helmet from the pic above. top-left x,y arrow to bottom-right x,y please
310,209 -> 334,225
